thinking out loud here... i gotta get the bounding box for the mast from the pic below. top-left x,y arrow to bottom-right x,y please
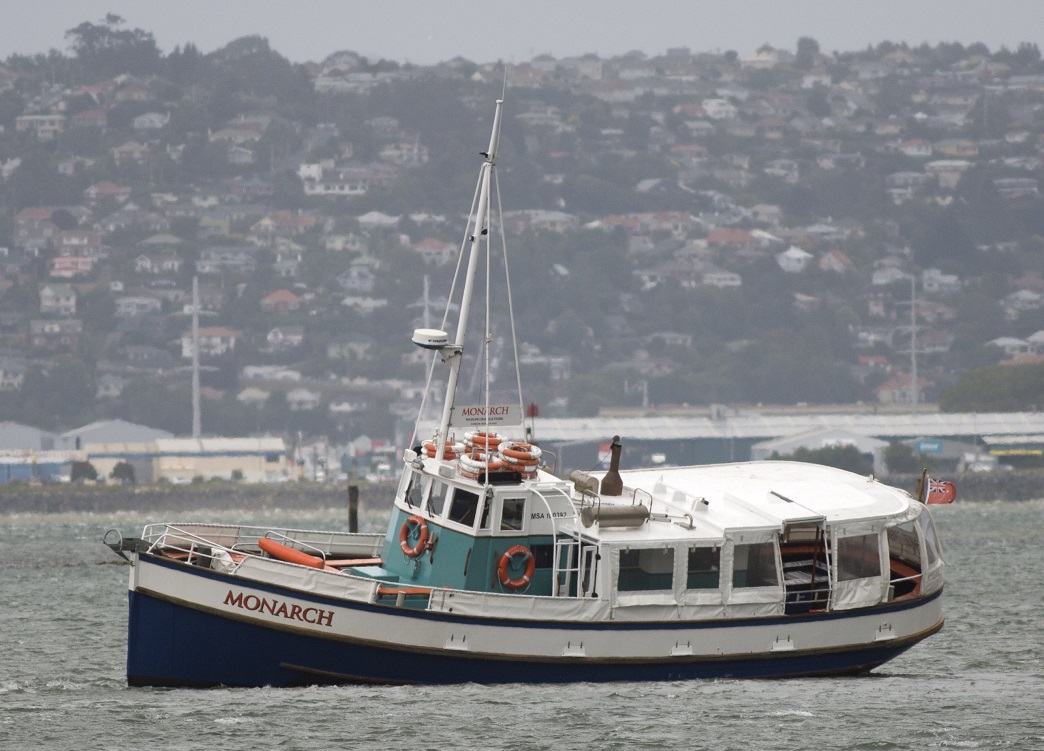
433,100 -> 504,460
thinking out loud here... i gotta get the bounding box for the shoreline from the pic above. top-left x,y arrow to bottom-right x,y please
1,470 -> 1041,514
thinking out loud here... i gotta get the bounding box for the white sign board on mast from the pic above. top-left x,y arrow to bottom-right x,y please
450,404 -> 522,428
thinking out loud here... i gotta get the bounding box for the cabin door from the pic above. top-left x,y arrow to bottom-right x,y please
579,545 -> 599,598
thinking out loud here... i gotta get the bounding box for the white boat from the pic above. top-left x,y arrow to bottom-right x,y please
105,101 -> 946,687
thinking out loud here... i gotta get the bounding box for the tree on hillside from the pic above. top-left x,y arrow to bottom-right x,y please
205,36 -> 315,108
4,153 -> 82,209
17,358 -> 96,429
795,37 -> 820,70
65,15 -> 162,79
940,362 -> 1044,412
911,206 -> 975,269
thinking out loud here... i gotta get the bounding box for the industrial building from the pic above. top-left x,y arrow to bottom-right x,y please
86,436 -> 288,484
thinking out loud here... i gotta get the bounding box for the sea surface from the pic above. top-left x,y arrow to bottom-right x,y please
1,499 -> 1042,750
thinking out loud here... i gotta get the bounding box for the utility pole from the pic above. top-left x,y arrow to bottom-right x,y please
910,276 -> 918,415
192,276 -> 201,438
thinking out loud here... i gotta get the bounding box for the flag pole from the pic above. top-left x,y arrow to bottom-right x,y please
915,467 -> 927,504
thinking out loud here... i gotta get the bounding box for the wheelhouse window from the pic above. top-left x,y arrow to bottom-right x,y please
618,548 -> 675,592
500,498 -> 526,531
447,488 -> 479,526
479,497 -> 492,529
686,546 -> 720,589
837,534 -> 882,581
732,542 -> 778,588
426,481 -> 449,517
404,472 -> 423,508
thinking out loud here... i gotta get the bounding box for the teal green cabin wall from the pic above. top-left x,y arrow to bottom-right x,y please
380,507 -> 556,595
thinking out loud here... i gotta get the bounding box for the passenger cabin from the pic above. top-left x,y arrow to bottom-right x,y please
361,453 -> 944,620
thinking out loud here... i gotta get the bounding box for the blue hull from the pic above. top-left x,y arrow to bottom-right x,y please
127,588 -> 940,687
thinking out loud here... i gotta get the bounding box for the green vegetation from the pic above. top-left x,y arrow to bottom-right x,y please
940,362 -> 1044,412
770,445 -> 874,476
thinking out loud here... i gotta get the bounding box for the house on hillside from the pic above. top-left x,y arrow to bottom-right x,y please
29,319 -> 82,353
0,359 -> 27,391
776,246 -> 813,272
39,284 -> 77,316
287,388 -> 321,411
265,326 -> 305,352
180,326 -> 240,359
875,372 -> 932,405
260,289 -> 303,314
49,256 -> 95,279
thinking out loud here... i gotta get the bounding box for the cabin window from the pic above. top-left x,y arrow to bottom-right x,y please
447,488 -> 480,526
686,546 -> 720,589
837,534 -> 881,581
500,498 -> 526,531
618,548 -> 675,592
887,522 -> 921,571
427,481 -> 448,517
404,472 -> 423,508
732,542 -> 778,588
917,511 -> 942,566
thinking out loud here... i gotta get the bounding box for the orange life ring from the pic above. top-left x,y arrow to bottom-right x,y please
498,545 -> 535,590
458,450 -> 511,473
501,453 -> 539,467
399,515 -> 429,557
500,440 -> 541,461
465,431 -> 503,449
258,537 -> 324,568
423,439 -> 463,459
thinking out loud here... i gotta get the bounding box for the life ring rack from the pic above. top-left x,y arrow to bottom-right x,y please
399,515 -> 429,558
498,545 -> 536,590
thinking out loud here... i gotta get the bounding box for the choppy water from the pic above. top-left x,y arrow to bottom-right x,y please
1,501 -> 1042,750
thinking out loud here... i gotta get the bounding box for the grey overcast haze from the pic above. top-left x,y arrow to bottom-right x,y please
3,0 -> 1043,64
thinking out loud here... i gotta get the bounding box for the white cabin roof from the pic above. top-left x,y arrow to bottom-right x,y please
586,461 -> 912,544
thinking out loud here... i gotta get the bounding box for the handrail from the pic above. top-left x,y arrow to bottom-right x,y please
531,483 -> 584,598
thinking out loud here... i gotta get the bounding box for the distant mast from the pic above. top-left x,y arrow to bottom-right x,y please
192,275 -> 201,438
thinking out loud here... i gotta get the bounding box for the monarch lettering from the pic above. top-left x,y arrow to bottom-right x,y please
223,590 -> 334,628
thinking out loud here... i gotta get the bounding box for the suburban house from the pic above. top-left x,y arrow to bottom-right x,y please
180,326 -> 240,359
265,325 -> 305,352
49,256 -> 95,278
259,289 -> 303,314
39,284 -> 77,316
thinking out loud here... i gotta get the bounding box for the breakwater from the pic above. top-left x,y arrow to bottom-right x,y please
0,481 -> 397,514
